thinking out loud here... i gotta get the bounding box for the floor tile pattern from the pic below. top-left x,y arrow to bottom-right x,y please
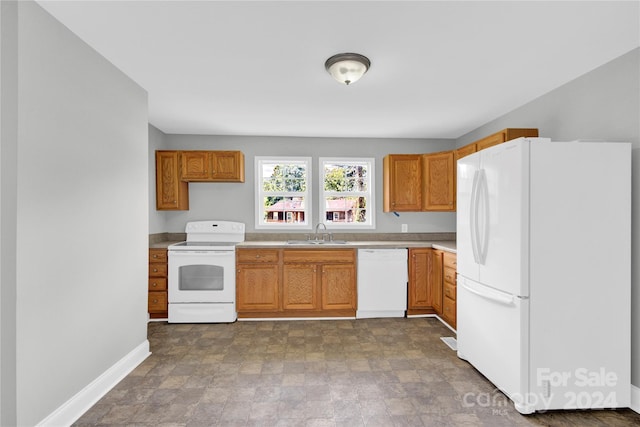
74,318 -> 640,426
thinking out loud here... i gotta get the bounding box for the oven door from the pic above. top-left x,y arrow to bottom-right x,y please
168,250 -> 235,303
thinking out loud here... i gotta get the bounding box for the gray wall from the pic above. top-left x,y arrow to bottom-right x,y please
2,1 -> 149,425
149,124 -> 168,234
157,134 -> 457,234
456,48 -> 640,388
1,1 -> 19,425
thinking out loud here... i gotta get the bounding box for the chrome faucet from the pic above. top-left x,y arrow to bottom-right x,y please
314,222 -> 327,241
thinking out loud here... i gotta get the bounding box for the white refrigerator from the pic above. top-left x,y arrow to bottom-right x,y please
456,137 -> 631,414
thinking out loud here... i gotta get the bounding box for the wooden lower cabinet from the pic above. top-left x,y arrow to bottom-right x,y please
441,252 -> 457,328
283,249 -> 356,316
408,248 -> 443,315
237,248 -> 357,318
322,264 -> 357,310
282,264 -> 318,310
408,248 -> 457,329
148,248 -> 168,318
236,249 -> 280,312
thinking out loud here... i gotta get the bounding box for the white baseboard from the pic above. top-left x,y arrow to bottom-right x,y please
238,317 -> 356,321
631,384 -> 640,414
37,340 -> 151,427
406,313 -> 457,333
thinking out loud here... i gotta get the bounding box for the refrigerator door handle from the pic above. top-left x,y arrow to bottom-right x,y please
470,170 -> 481,264
461,281 -> 514,306
478,169 -> 490,265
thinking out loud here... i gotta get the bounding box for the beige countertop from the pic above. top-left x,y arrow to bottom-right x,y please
149,233 -> 457,253
237,240 -> 457,253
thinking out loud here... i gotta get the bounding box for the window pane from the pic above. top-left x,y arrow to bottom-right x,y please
257,157 -> 311,229
324,164 -> 368,192
263,196 -> 306,223
324,196 -> 368,224
263,163 -> 307,193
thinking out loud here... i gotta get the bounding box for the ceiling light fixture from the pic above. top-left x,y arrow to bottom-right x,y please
324,53 -> 371,86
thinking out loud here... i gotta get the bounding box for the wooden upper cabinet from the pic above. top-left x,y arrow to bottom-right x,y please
474,128 -> 539,152
211,151 -> 245,182
155,151 -> 189,210
456,128 -> 539,158
383,154 -> 423,212
455,143 -> 477,161
180,150 -> 245,182
422,151 -> 455,211
180,151 -> 210,180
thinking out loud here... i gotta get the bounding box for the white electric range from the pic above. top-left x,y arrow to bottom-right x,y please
168,220 -> 245,323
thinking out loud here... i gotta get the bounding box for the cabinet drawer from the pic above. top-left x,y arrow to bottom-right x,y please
148,277 -> 167,291
443,252 -> 457,270
237,249 -> 280,264
443,296 -> 456,322
149,249 -> 168,263
149,263 -> 168,277
443,281 -> 456,301
148,291 -> 167,312
443,267 -> 456,285
283,249 -> 355,264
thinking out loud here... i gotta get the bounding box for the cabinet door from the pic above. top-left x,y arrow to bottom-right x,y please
237,264 -> 280,311
408,248 -> 442,312
180,151 -> 210,180
282,264 -> 318,310
430,250 -> 443,315
383,155 -> 422,212
422,151 -> 455,211
155,151 -> 189,210
321,264 -> 356,310
408,248 -> 431,309
211,151 -> 245,182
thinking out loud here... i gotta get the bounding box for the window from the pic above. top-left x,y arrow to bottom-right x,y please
255,157 -> 311,229
320,158 -> 374,229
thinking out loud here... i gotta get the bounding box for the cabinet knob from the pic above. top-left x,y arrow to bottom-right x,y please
153,268 -> 158,272
153,254 -> 158,259
255,255 -> 260,258
152,283 -> 157,287
152,299 -> 158,304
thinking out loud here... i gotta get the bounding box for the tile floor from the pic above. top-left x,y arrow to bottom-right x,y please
74,318 -> 640,426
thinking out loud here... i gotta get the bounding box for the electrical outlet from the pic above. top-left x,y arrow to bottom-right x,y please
401,224 -> 408,233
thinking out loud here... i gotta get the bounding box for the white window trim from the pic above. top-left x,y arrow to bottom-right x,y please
255,156 -> 312,230
319,157 -> 375,230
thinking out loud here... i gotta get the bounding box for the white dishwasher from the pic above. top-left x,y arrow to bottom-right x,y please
357,249 -> 408,319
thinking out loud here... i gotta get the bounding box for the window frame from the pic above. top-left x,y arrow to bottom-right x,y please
319,157 -> 375,230
255,156 -> 312,230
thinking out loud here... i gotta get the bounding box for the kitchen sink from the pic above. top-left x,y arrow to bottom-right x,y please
286,240 -> 348,245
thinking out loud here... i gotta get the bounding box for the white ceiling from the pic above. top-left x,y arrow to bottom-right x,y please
36,0 -> 639,139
